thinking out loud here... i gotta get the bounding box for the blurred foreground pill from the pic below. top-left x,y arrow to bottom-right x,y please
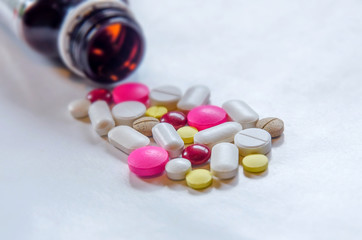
108,126 -> 150,154
146,106 -> 168,119
112,101 -> 146,126
234,128 -> 271,156
193,122 -> 242,149
128,146 -> 169,177
242,154 -> 268,173
210,143 -> 239,179
88,100 -> 115,136
177,126 -> 198,144
186,169 -> 213,190
68,99 -> 90,118
256,117 -> 284,138
150,85 -> 182,110
177,85 -> 210,111
222,100 -> 259,129
152,123 -> 185,158
165,158 -> 192,180
87,88 -> 112,104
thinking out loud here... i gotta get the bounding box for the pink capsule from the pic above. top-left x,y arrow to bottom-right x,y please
187,105 -> 227,131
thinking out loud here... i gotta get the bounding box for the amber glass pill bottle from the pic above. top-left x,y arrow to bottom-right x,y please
0,0 -> 145,84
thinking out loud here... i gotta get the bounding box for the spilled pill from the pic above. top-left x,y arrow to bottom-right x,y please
234,128 -> 271,156
165,158 -> 192,180
88,100 -> 115,136
242,154 -> 268,173
186,169 -> 213,190
108,126 -> 150,154
210,142 -> 239,179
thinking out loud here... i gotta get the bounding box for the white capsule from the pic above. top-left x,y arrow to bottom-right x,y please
165,158 -> 192,180
88,100 -> 115,136
177,85 -> 210,111
68,99 -> 91,118
211,143 -> 239,179
234,128 -> 271,156
194,122 -> 242,149
150,85 -> 182,110
152,123 -> 184,158
108,126 -> 150,154
222,100 -> 259,129
112,101 -> 146,126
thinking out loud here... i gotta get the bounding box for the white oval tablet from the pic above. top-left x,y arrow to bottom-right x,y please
152,123 -> 185,158
112,101 -> 146,126
108,126 -> 150,154
177,85 -> 210,111
222,100 -> 259,129
165,158 -> 192,180
68,99 -> 90,118
211,143 -> 239,179
193,122 -> 242,148
88,100 -> 115,136
150,85 -> 182,110
234,128 -> 271,156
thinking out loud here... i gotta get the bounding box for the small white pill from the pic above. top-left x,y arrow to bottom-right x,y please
88,100 -> 115,136
68,99 -> 91,118
165,158 -> 192,180
177,85 -> 210,111
211,143 -> 239,179
193,122 -> 242,149
222,100 -> 259,129
150,85 -> 182,110
112,101 -> 146,126
108,126 -> 150,154
234,128 -> 271,156
152,123 -> 185,158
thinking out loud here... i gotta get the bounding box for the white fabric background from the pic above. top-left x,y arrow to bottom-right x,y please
1,0 -> 362,239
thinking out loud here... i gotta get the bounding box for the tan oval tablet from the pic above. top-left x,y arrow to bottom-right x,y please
133,117 -> 160,137
256,117 -> 284,138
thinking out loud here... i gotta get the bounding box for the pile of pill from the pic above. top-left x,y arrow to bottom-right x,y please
68,83 -> 284,190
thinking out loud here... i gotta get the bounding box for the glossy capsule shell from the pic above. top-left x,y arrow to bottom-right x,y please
222,100 -> 259,129
177,85 -> 210,111
210,143 -> 239,179
108,126 -> 150,154
152,123 -> 185,158
88,100 -> 115,136
193,122 -> 242,149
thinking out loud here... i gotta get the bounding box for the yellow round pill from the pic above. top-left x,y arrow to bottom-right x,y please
145,106 -> 168,119
186,169 -> 213,190
177,126 -> 198,144
242,154 -> 268,173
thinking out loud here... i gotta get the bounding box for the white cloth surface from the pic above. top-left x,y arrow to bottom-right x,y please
1,0 -> 362,239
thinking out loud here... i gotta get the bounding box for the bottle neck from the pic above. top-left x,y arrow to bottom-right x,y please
68,7 -> 144,84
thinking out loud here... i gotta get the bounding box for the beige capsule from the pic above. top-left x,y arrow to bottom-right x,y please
256,117 -> 284,138
133,117 -> 160,137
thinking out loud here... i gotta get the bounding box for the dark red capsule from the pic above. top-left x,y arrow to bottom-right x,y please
182,144 -> 211,165
160,111 -> 187,130
87,88 -> 112,104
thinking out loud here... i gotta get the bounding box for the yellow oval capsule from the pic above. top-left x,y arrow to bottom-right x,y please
186,169 -> 212,189
177,126 -> 198,144
145,106 -> 168,119
242,154 -> 268,173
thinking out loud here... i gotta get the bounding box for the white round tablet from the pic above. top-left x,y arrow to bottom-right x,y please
234,128 -> 271,156
149,85 -> 182,110
112,101 -> 146,126
68,99 -> 91,118
165,158 -> 192,180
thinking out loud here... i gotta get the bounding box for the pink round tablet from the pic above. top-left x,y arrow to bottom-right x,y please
112,82 -> 149,105
187,105 -> 227,130
128,146 -> 169,177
